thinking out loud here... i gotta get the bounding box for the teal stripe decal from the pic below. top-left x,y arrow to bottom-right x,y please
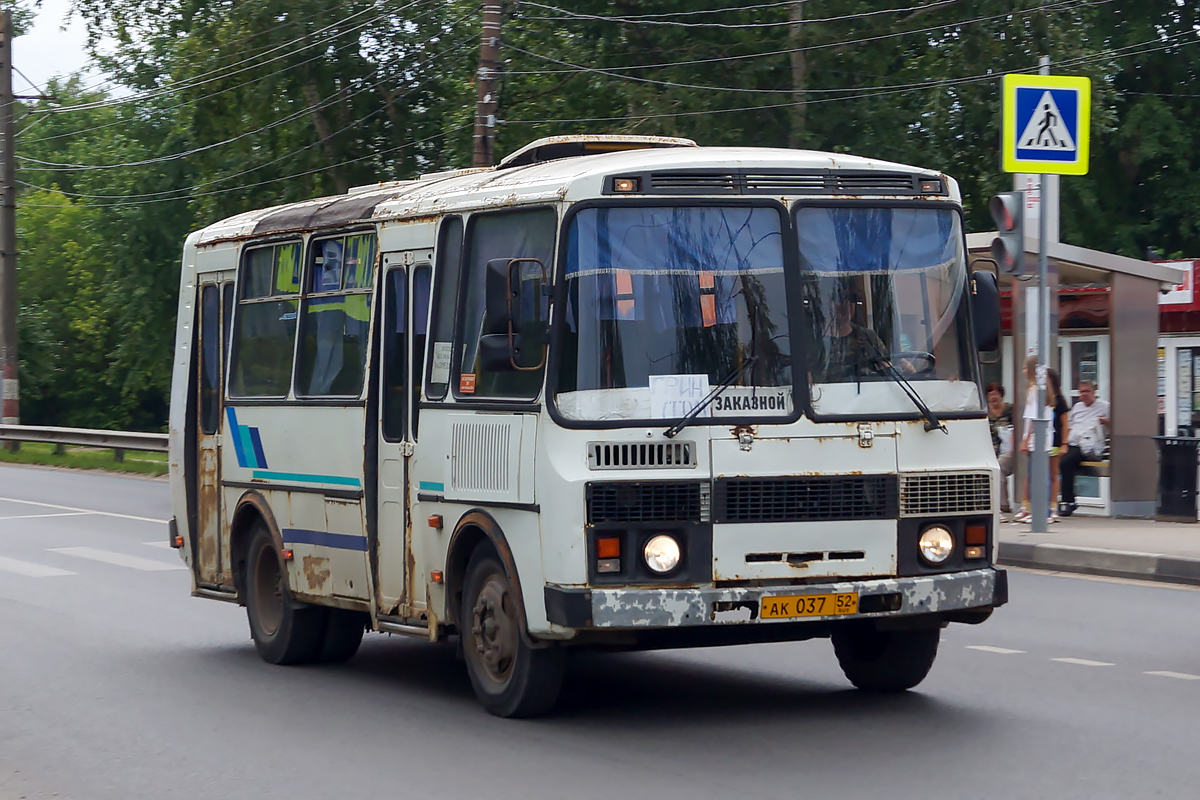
252,470 -> 362,487
418,481 -> 445,492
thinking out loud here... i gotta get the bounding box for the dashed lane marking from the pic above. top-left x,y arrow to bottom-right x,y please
0,512 -> 90,521
1052,657 -> 1114,667
966,645 -> 1025,654
0,555 -> 76,577
0,496 -> 168,524
48,547 -> 187,572
1145,671 -> 1200,681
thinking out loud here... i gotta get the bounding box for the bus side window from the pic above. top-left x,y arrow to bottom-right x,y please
199,285 -> 220,435
229,242 -> 301,398
457,208 -> 555,399
381,269 -> 406,442
426,217 -> 463,401
412,265 -> 431,437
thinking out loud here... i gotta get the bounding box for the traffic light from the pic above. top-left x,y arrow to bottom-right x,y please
989,192 -> 1025,275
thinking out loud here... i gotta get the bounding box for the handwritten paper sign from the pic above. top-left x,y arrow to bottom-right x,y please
649,374 -> 711,419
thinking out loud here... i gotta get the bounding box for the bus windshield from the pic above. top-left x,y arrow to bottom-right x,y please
555,205 -> 794,423
796,205 -> 981,416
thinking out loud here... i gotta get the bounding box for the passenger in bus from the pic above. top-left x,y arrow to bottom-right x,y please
986,381 -> 1015,516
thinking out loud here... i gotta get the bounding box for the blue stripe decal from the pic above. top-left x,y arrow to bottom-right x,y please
283,529 -> 368,552
225,407 -> 249,467
249,428 -> 269,470
238,424 -> 259,468
252,470 -> 362,488
418,481 -> 445,492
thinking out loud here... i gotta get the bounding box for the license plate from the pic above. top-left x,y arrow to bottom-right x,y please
760,592 -> 859,619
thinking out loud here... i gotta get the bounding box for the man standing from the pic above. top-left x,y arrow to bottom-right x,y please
1059,381 -> 1110,516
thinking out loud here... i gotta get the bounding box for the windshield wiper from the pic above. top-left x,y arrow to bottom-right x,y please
664,357 -> 759,439
861,337 -> 947,434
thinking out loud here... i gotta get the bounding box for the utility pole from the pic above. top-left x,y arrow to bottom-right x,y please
1029,55 -> 1052,533
472,1 -> 503,168
0,10 -> 18,435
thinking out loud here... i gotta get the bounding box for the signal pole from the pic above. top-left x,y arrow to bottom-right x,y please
0,10 -> 18,432
472,1 -> 503,168
1029,55 -> 1052,533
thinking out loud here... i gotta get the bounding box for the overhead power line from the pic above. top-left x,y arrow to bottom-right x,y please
515,0 -> 963,29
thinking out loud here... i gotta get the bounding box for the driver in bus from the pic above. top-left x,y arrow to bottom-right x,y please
817,285 -> 888,382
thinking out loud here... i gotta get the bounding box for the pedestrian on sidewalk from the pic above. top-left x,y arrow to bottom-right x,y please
1059,380 -> 1110,517
986,381 -> 1015,516
1015,357 -> 1068,523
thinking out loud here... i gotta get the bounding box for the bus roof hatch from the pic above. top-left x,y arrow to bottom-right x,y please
496,134 -> 698,170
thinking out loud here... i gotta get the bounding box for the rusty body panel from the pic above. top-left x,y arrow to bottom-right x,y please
584,568 -> 997,629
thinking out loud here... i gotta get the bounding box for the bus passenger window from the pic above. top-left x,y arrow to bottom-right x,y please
229,242 -> 302,397
412,265 -> 431,437
199,285 -> 220,434
426,217 -> 463,401
457,208 -> 555,399
296,232 -> 377,397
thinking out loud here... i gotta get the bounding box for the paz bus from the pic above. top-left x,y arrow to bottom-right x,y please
168,134 -> 1007,717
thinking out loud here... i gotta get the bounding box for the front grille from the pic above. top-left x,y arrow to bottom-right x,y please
639,169 -> 944,196
714,475 -> 898,523
900,472 -> 992,517
588,441 -> 697,470
587,481 -> 704,524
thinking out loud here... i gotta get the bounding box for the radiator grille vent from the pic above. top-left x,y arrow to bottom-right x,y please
900,472 -> 992,516
587,481 -> 704,524
641,169 -> 941,196
450,421 -> 511,493
588,441 -> 697,470
715,475 -> 898,523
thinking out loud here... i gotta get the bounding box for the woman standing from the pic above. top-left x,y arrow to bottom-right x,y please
1046,369 -> 1069,522
1015,357 -> 1068,523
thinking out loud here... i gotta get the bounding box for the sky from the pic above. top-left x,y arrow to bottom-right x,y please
11,0 -> 96,95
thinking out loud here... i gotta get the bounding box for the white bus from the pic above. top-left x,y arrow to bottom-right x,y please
169,134 -> 1007,717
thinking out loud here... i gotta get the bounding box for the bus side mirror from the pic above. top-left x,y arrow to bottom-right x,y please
971,268 -> 1000,353
480,257 -> 550,371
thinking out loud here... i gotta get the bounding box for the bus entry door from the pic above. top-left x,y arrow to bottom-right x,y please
375,254 -> 432,616
195,278 -> 234,586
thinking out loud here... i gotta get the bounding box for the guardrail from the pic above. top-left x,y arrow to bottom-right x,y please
0,424 -> 168,458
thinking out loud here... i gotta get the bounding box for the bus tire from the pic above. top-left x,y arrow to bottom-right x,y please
316,608 -> 367,664
244,524 -> 324,666
461,549 -> 565,718
831,623 -> 940,693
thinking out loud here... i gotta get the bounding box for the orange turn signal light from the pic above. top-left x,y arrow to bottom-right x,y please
965,524 -> 987,546
430,570 -> 444,584
172,536 -> 184,548
427,514 -> 444,530
597,537 -> 621,559
280,549 -> 294,561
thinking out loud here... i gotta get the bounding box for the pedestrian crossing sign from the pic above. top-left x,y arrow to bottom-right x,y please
1001,74 -> 1091,175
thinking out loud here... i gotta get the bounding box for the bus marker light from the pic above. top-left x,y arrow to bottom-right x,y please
597,537 -> 621,559
965,546 -> 985,560
965,524 -> 987,545
597,559 -> 620,574
173,536 -> 184,548
612,177 -> 640,193
280,549 -> 294,562
430,570 -> 444,584
427,514 -> 444,530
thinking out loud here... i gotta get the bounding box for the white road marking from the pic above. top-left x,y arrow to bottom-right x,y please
143,541 -> 173,549
0,496 -> 168,524
48,547 -> 187,572
0,556 -> 76,577
966,645 -> 1025,654
0,512 -> 90,521
1052,657 -> 1114,667
1145,671 -> 1200,681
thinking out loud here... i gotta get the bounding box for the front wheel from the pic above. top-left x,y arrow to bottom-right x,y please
461,549 -> 565,718
244,524 -> 325,665
831,623 -> 940,693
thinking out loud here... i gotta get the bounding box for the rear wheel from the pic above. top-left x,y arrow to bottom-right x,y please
461,549 -> 565,718
316,608 -> 367,664
244,524 -> 325,665
831,623 -> 940,693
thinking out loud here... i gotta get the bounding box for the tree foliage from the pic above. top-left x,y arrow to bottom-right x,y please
12,0 -> 1200,429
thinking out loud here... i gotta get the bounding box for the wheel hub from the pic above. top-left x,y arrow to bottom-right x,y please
472,575 -> 517,684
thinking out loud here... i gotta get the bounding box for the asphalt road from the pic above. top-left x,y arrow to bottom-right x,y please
1,464 -> 1198,799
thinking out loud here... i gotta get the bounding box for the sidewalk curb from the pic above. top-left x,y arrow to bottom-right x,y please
997,542 -> 1200,587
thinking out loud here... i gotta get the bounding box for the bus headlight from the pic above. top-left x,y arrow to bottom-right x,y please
643,534 -> 681,574
918,525 -> 954,565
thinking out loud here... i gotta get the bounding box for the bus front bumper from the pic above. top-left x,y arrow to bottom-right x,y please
544,567 -> 1006,630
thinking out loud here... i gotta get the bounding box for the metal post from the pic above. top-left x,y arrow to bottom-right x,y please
0,11 -> 18,443
1030,55 -> 1052,532
472,2 -> 503,168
